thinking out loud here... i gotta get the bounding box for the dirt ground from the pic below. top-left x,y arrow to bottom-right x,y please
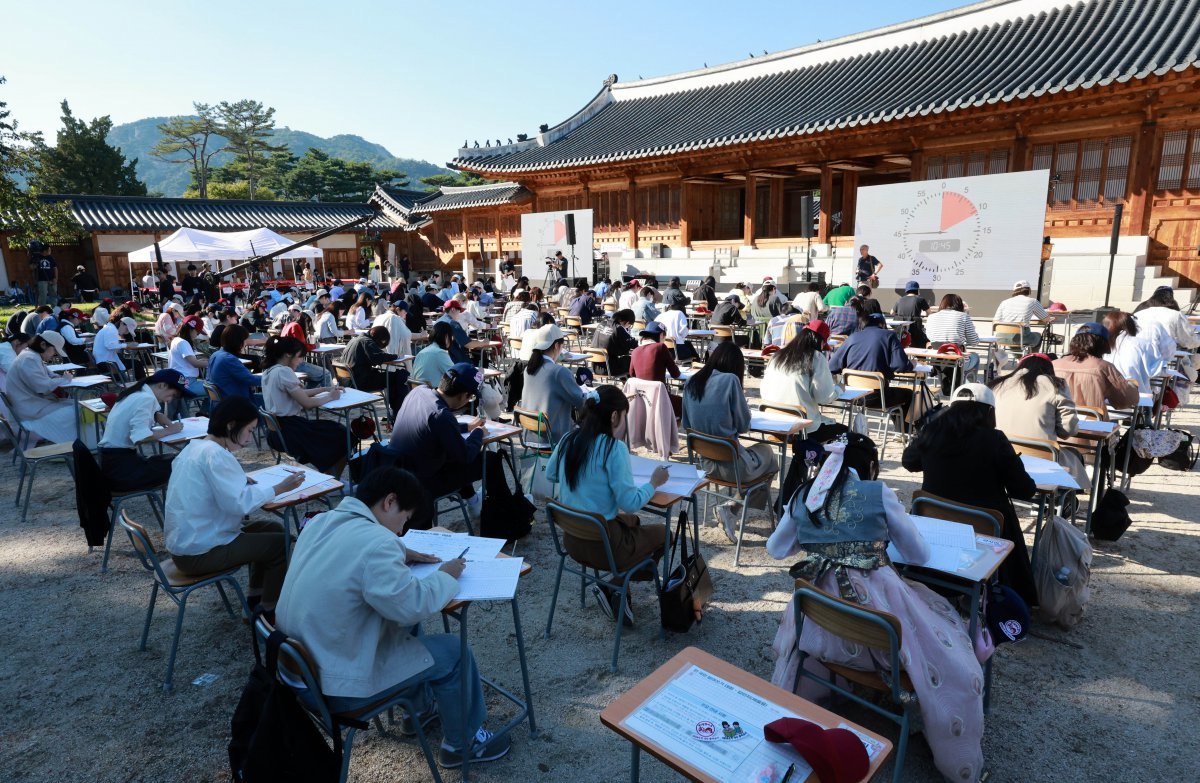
1,380 -> 1197,783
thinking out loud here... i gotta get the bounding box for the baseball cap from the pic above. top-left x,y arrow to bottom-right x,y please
864,312 -> 887,325
123,300 -> 140,312
40,331 -> 68,357
986,583 -> 1031,645
146,368 -> 190,394
444,362 -> 483,395
803,319 -> 831,343
527,323 -> 565,351
287,303 -> 301,312
904,280 -> 920,293
763,718 -> 869,783
119,316 -> 138,333
443,299 -> 464,312
101,297 -> 114,305
181,314 -> 206,333
61,308 -> 84,320
1076,321 -> 1109,342
389,299 -> 408,311
639,321 -> 666,338
315,288 -> 329,298
1012,279 -> 1031,291
951,383 -> 996,407
1047,301 -> 1068,312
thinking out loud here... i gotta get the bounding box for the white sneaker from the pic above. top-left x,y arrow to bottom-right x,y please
439,727 -> 511,767
465,493 -> 482,520
716,504 -> 740,545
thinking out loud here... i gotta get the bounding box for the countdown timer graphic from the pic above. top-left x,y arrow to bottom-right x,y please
854,170 -> 1049,291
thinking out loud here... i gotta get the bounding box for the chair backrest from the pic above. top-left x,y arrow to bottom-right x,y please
909,490 -> 1002,537
332,361 -> 356,388
841,369 -> 885,391
759,400 -> 809,419
1073,404 -> 1105,421
992,322 -> 1022,336
258,408 -> 289,456
713,324 -> 733,338
793,579 -> 903,687
585,347 -> 612,376
0,389 -> 27,442
546,500 -> 608,543
253,616 -> 337,736
632,321 -> 646,334
1008,435 -> 1059,461
603,301 -> 616,313
565,316 -> 582,328
514,406 -> 552,447
119,511 -> 172,586
685,428 -> 738,463
508,337 -> 523,356
556,307 -> 569,320
203,381 -> 223,405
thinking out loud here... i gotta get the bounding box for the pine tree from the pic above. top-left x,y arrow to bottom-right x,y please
150,103 -> 224,199
216,99 -> 287,199
30,100 -> 146,195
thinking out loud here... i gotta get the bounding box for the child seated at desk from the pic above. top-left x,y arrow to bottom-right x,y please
547,385 -> 669,624
260,336 -> 349,479
97,369 -> 189,491
769,440 -> 984,783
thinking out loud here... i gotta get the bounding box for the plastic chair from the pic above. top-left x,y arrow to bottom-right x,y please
685,429 -> 776,565
791,579 -> 915,783
119,512 -> 247,691
543,500 -> 663,672
253,616 -> 443,783
841,369 -> 905,461
513,406 -> 553,492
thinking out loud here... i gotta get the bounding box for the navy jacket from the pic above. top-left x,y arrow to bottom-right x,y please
387,386 -> 483,478
828,325 -> 912,380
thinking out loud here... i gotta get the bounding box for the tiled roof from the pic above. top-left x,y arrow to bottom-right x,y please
451,0 -> 1200,174
408,182 -> 532,213
369,186 -> 433,229
37,194 -> 403,232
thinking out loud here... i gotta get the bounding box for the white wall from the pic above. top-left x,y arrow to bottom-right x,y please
97,234 -> 157,253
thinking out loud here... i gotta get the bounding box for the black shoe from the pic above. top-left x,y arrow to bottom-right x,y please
590,584 -> 615,621
619,592 -> 635,628
438,728 -> 511,768
398,702 -> 439,737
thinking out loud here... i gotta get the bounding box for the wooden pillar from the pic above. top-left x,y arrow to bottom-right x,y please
768,178 -> 784,238
840,171 -> 859,237
1012,136 -> 1029,172
909,150 -> 924,182
494,208 -> 504,267
679,181 -> 691,247
817,166 -> 834,243
627,179 -> 639,249
742,173 -> 758,246
1126,121 -> 1159,235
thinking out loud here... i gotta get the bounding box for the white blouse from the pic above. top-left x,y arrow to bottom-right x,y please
164,438 -> 276,556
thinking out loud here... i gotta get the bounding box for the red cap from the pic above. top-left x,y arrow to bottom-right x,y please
763,718 -> 869,783
123,300 -> 140,311
61,308 -> 84,320
443,299 -> 464,312
804,318 -> 831,342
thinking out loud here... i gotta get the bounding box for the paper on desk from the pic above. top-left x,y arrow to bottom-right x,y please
749,411 -> 804,434
411,556 -> 523,601
156,417 -> 208,443
400,529 -> 505,562
1020,455 -> 1081,490
316,388 -> 379,408
250,465 -> 336,498
629,454 -> 704,496
888,515 -> 982,573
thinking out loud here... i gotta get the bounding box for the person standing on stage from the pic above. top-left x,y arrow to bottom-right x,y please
854,244 -> 883,286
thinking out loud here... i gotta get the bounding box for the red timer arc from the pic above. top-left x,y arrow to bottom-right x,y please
940,191 -> 979,232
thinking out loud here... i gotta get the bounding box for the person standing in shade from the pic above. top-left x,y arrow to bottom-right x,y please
30,245 -> 57,306
854,244 -> 882,286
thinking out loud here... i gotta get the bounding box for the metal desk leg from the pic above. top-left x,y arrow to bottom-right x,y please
630,744 -> 641,783
1030,493 -> 1048,576
510,598 -> 538,736
1084,440 -> 1104,536
460,604 -> 472,780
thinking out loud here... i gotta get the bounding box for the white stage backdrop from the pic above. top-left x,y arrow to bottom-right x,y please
855,170 -> 1050,290
520,209 -> 594,282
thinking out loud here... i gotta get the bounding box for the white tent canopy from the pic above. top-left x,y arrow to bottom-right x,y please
127,227 -> 324,264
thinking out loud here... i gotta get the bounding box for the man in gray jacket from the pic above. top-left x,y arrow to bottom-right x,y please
275,467 -> 511,768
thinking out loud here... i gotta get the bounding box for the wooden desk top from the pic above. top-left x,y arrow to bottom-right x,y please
600,647 -> 893,783
262,478 -> 344,509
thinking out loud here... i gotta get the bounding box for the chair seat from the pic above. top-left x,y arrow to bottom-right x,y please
24,442 -> 73,460
112,485 -> 167,499
824,660 -> 915,695
702,472 -> 775,491
160,558 -> 237,588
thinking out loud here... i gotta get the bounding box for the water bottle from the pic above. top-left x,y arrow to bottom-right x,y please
1055,566 -> 1071,585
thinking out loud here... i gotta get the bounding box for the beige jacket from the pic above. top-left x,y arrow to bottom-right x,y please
992,369 -> 1079,444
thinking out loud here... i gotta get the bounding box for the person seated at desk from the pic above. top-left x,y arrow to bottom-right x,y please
591,309 -> 637,376
629,321 -> 682,418
692,275 -> 718,311
901,383 -> 1039,607
168,322 -> 208,410
279,311 -> 332,388
373,298 -> 420,367
346,292 -> 373,332
989,353 -> 1087,487
1131,286 -> 1199,389
344,326 -> 407,415
502,290 -> 530,324
388,363 -> 486,529
654,299 -> 697,362
92,297 -> 113,330
207,325 -> 264,406
165,398 -> 303,617
156,302 -> 183,343
240,298 -> 271,334
261,336 -> 349,478
547,385 -> 670,624
790,281 -> 826,322
631,286 -> 659,325
314,301 -> 345,344
412,322 -> 455,388
768,440 -> 984,783
760,319 -> 846,443
6,333 -> 77,443
420,285 -> 445,312
97,369 -> 189,491
925,293 -> 978,348
890,280 -> 930,348
1102,310 -> 1168,394
22,306 -> 53,338
1052,322 -> 1139,422
828,311 -> 915,416
824,297 -> 863,337
436,300 -> 490,364
35,305 -> 61,335
821,282 -> 856,308
617,280 -> 641,312
567,282 -> 596,326
681,342 -> 775,541
92,315 -> 138,378
709,294 -> 747,349
661,277 -> 687,310
992,279 -> 1051,348
854,285 -> 882,318
56,308 -> 90,365
275,466 -> 510,767
520,323 -> 584,445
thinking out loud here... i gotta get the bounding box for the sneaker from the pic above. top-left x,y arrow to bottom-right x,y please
620,591 -> 635,628
590,584 -> 615,621
439,727 -> 512,768
465,492 -> 482,521
398,702 -> 439,737
716,504 -> 739,545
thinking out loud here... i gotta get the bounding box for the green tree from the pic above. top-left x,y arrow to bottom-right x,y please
30,100 -> 146,196
0,79 -> 82,248
283,148 -> 405,202
150,103 -> 224,198
419,171 -> 487,191
216,99 -> 287,199
182,180 -> 277,200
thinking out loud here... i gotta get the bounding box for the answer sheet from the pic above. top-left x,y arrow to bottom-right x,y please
410,557 -> 524,601
887,515 -> 983,573
629,455 -> 705,496
248,466 -> 337,499
399,529 -> 506,562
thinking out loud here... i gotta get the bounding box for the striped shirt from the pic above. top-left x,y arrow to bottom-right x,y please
993,295 -> 1049,325
925,310 -> 979,346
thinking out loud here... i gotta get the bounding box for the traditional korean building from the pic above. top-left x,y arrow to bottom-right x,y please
417,0 -> 1200,308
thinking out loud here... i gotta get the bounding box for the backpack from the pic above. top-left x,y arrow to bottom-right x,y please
1090,488 -> 1133,542
480,448 -> 535,540
1033,514 -> 1092,629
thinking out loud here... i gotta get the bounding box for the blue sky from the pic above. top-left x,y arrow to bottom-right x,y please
3,0 -> 964,167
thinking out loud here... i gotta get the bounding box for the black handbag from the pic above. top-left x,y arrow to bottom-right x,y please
659,510 -> 714,632
1091,488 -> 1133,542
1158,429 -> 1197,472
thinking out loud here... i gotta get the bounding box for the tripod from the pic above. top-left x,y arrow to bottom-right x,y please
542,260 -> 557,292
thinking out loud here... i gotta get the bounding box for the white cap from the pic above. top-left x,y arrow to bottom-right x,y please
120,317 -> 138,333
40,330 -> 68,357
951,383 -> 995,407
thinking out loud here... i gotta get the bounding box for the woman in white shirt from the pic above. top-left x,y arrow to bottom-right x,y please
165,397 -> 304,612
168,322 -> 209,412
91,298 -> 113,330
925,293 -> 979,346
260,335 -> 348,477
97,369 -> 188,490
315,302 -> 345,343
760,321 -> 846,442
5,334 -> 76,443
94,317 -> 137,376
346,293 -> 373,332
155,303 -> 182,343
1103,310 -> 1168,394
653,300 -> 697,362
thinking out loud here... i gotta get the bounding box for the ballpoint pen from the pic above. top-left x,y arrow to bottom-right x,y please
779,763 -> 796,783
457,547 -> 470,559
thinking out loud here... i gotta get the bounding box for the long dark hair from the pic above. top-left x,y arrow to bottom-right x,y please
262,335 -> 305,368
221,324 -> 250,354
910,400 -> 996,456
1141,288 -> 1180,311
560,385 -> 629,490
1102,310 -> 1137,351
989,355 -> 1061,399
686,341 -> 745,400
177,322 -> 197,347
755,284 -> 775,308
772,328 -> 822,375
207,396 -> 260,439
527,338 -> 564,375
939,293 -> 965,311
295,311 -> 314,338
430,321 -> 454,350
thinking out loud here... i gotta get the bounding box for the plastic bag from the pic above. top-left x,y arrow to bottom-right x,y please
850,410 -> 869,436
528,458 -> 553,502
1034,515 -> 1092,629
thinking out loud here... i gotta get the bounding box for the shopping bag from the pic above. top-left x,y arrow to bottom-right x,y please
1033,515 -> 1092,629
528,458 -> 553,502
659,510 -> 713,632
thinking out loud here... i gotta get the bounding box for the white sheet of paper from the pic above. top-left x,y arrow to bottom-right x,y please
621,665 -> 814,781
1077,419 -> 1116,435
1020,454 -> 1081,490
48,363 -> 86,372
63,374 -> 111,388
749,411 -> 804,434
156,417 -> 208,444
887,515 -> 980,573
628,454 -> 704,496
316,388 -> 380,409
399,529 -> 505,562
411,556 -> 523,601
249,465 -> 336,498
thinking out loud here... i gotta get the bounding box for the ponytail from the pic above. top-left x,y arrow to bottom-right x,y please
262,335 -> 304,368
115,378 -> 149,403
527,339 -> 564,375
561,385 -> 629,490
